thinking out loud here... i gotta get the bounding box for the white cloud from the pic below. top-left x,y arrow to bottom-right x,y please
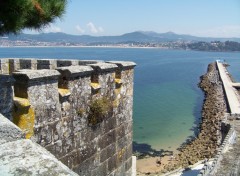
44,24 -> 61,33
76,25 -> 85,33
87,22 -> 98,33
193,25 -> 240,38
87,22 -> 104,34
98,26 -> 104,33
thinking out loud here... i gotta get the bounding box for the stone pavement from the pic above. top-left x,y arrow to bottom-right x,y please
213,120 -> 240,176
216,61 -> 240,114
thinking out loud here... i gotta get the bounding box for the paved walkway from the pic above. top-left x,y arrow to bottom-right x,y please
216,61 -> 240,114
213,120 -> 240,176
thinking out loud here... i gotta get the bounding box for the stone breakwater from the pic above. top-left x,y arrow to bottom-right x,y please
163,62 -> 227,172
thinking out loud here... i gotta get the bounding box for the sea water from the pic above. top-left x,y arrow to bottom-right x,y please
1,47 -> 240,153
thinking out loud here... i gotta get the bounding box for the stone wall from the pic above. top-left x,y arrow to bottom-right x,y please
197,123 -> 236,176
0,58 -> 136,176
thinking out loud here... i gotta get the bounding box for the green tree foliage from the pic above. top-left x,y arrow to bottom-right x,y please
0,0 -> 67,35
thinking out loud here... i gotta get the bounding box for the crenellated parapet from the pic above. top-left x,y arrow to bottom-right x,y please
0,58 -> 136,176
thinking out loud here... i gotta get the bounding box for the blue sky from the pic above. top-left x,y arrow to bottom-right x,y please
27,0 -> 240,37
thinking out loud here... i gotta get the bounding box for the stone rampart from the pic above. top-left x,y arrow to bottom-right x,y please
0,58 -> 136,176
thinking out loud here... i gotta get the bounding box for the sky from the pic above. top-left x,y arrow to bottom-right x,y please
26,0 -> 240,37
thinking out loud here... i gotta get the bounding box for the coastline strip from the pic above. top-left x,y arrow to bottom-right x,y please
216,61 -> 240,114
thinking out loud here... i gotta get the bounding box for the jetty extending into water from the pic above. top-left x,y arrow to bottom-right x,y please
159,61 -> 240,176
195,61 -> 240,176
216,60 -> 240,115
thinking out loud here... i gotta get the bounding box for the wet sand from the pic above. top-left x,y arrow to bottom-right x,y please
137,155 -> 178,175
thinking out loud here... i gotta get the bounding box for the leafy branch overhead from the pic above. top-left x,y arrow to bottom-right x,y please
0,0 -> 67,35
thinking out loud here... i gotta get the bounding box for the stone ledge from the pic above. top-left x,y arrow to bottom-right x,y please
88,63 -> 118,72
56,65 -> 93,78
106,61 -> 136,69
0,113 -> 24,145
13,69 -> 60,81
0,139 -> 78,176
79,60 -> 104,65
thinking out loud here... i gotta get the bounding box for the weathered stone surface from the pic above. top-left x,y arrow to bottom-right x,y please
0,75 -> 14,120
19,59 -> 37,70
0,59 -> 10,74
0,139 -> 78,176
1,58 -> 135,176
57,60 -> 79,67
56,65 -> 93,78
88,63 -> 118,72
13,69 -> 60,80
79,60 -> 104,65
9,59 -> 20,74
37,59 -> 57,69
0,113 -> 24,145
107,61 -> 137,69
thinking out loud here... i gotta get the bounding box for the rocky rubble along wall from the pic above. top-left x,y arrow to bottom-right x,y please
164,62 -> 227,171
0,58 -> 136,176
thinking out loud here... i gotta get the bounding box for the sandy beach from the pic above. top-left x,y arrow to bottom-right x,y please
137,155 -> 178,175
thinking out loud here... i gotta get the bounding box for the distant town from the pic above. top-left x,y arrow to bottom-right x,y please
1,31 -> 240,52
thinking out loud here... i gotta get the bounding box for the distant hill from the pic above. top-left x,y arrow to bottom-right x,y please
4,31 -> 240,44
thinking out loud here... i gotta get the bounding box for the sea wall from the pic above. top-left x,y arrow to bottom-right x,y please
0,58 -> 136,176
164,62 -> 228,172
197,122 -> 236,176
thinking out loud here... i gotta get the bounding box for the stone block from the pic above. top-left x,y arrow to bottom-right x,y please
34,125 -> 53,146
91,161 -> 107,176
100,143 -> 116,163
0,139 -> 78,176
0,113 -> 24,145
103,116 -> 116,133
99,130 -> 116,150
57,60 -> 79,67
19,59 -> 37,70
0,59 -> 10,74
57,65 -> 93,79
9,59 -> 20,74
79,60 -> 104,65
59,150 -> 78,169
37,59 -> 57,69
125,157 -> 132,173
78,142 -> 97,163
107,154 -> 117,174
73,156 -> 96,175
88,62 -> 118,73
107,61 -> 136,70
0,75 -> 14,119
116,124 -> 126,139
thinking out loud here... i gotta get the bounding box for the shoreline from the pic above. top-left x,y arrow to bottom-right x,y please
0,45 -> 168,49
0,46 -> 240,53
136,62 -> 227,175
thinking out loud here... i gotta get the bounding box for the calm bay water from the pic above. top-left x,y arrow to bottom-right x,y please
1,47 -> 240,153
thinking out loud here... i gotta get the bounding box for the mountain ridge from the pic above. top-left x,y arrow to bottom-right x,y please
3,31 -> 240,44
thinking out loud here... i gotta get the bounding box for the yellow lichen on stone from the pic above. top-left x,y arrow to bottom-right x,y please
58,88 -> 71,97
91,82 -> 101,90
117,148 -> 126,161
113,88 -> 121,108
14,97 -> 31,107
13,97 -> 35,139
115,78 -> 122,84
